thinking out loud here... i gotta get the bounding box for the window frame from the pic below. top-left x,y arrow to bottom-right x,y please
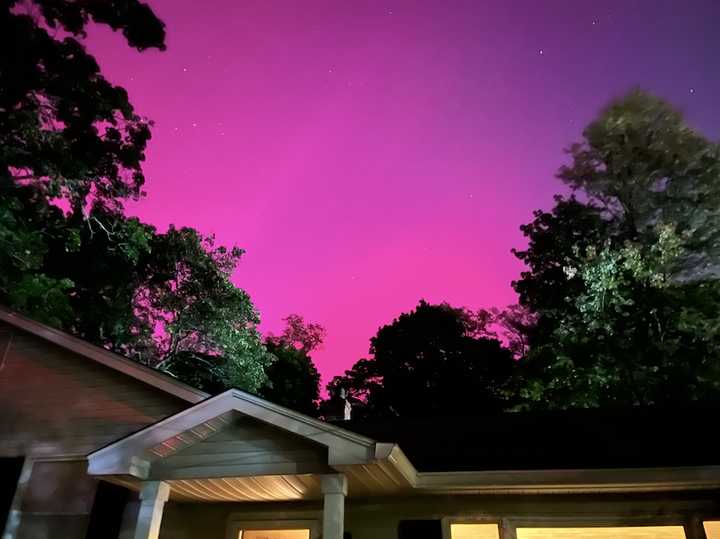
225,519 -> 320,539
703,520 -> 720,539
442,516 -> 503,539
504,515 -> 694,539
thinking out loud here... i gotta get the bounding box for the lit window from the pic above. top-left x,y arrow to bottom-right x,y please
240,530 -> 310,539
450,523 -> 500,539
516,527 -> 685,539
705,521 -> 720,539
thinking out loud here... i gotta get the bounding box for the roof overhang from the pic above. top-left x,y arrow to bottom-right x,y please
414,466 -> 720,495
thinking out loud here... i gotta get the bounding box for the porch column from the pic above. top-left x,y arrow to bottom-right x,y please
133,481 -> 170,539
320,474 -> 347,539
685,515 -> 708,539
500,521 -> 517,539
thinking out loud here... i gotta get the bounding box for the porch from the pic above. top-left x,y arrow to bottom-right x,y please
86,389 -> 415,539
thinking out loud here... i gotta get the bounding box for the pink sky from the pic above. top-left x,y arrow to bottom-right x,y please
86,0 -> 720,384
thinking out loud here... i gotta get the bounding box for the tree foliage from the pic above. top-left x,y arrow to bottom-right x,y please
1,0 -> 165,214
269,314 -> 326,354
0,186 -> 74,326
0,192 -> 272,392
0,1 -> 272,394
327,301 -> 516,419
257,316 -> 323,416
523,226 -> 720,407
515,90 -> 720,408
558,89 -> 720,280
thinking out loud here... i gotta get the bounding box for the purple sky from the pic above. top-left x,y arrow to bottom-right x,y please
86,0 -> 720,384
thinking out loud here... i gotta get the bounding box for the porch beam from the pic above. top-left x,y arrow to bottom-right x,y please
133,481 -> 170,539
320,474 -> 347,539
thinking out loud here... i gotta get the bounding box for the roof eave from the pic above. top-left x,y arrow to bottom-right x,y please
415,465 -> 720,494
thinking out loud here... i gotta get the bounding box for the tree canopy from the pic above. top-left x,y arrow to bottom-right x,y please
1,0 -> 165,213
558,90 -> 720,280
1,0 -> 273,394
327,300 -> 516,418
514,90 -> 720,408
260,315 -> 324,416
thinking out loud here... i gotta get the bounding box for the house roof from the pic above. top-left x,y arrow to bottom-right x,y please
0,306 -> 209,404
88,389 -> 720,500
338,405 -> 720,472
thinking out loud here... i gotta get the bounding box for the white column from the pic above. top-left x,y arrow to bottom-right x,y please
133,481 -> 170,539
1,458 -> 33,539
320,474 -> 347,539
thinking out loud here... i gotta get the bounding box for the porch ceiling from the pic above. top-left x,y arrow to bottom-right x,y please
108,462 -> 415,503
111,473 -> 322,502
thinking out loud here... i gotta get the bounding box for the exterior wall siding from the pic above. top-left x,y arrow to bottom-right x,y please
0,321 -> 188,459
0,321 -> 190,539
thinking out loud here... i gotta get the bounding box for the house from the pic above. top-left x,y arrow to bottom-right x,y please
1,306 -> 719,539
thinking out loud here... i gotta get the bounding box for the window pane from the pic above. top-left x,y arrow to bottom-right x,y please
516,527 -> 685,539
705,521 -> 720,539
241,530 -> 310,539
450,523 -> 500,539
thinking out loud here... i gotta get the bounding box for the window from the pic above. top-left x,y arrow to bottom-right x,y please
450,523 -> 500,539
705,521 -> 720,539
241,530 -> 310,539
228,519 -> 318,539
516,526 -> 686,539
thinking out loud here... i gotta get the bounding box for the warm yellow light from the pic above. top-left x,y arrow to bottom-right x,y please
450,523 -> 500,539
517,527 -> 686,539
240,529 -> 310,539
705,521 -> 720,539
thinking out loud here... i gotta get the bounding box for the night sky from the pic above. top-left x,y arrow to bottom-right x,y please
85,0 -> 720,384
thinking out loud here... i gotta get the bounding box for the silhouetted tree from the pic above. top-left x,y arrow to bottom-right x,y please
326,301 -> 516,419
1,0 -> 165,323
1,0 -> 165,214
260,315 -> 323,415
0,2 -> 273,393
